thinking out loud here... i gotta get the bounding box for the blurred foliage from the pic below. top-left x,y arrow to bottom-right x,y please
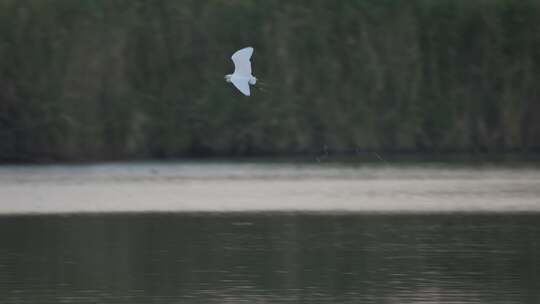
1,0 -> 539,161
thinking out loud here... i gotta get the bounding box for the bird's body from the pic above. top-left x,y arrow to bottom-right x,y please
225,47 -> 256,96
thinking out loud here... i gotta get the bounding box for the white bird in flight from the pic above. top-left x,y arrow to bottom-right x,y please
225,47 -> 257,96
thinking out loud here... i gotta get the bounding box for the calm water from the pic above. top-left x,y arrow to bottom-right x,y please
1,163 -> 540,303
1,162 -> 540,213
1,213 -> 540,303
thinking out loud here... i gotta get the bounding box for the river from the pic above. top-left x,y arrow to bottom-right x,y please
1,162 -> 539,303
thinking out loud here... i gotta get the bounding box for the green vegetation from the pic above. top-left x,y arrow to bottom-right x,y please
1,0 -> 539,162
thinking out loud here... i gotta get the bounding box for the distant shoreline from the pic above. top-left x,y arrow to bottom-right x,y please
1,151 -> 540,166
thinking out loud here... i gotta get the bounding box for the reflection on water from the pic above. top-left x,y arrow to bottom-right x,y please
1,213 -> 539,303
1,163 -> 540,213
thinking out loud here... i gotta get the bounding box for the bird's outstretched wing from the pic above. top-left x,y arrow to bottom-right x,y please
231,47 -> 253,77
231,77 -> 251,96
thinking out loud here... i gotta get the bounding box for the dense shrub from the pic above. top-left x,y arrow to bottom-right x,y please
1,0 -> 539,161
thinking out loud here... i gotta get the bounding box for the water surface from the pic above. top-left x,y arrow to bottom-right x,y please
1,213 -> 539,303
0,162 -> 539,213
1,163 -> 540,303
